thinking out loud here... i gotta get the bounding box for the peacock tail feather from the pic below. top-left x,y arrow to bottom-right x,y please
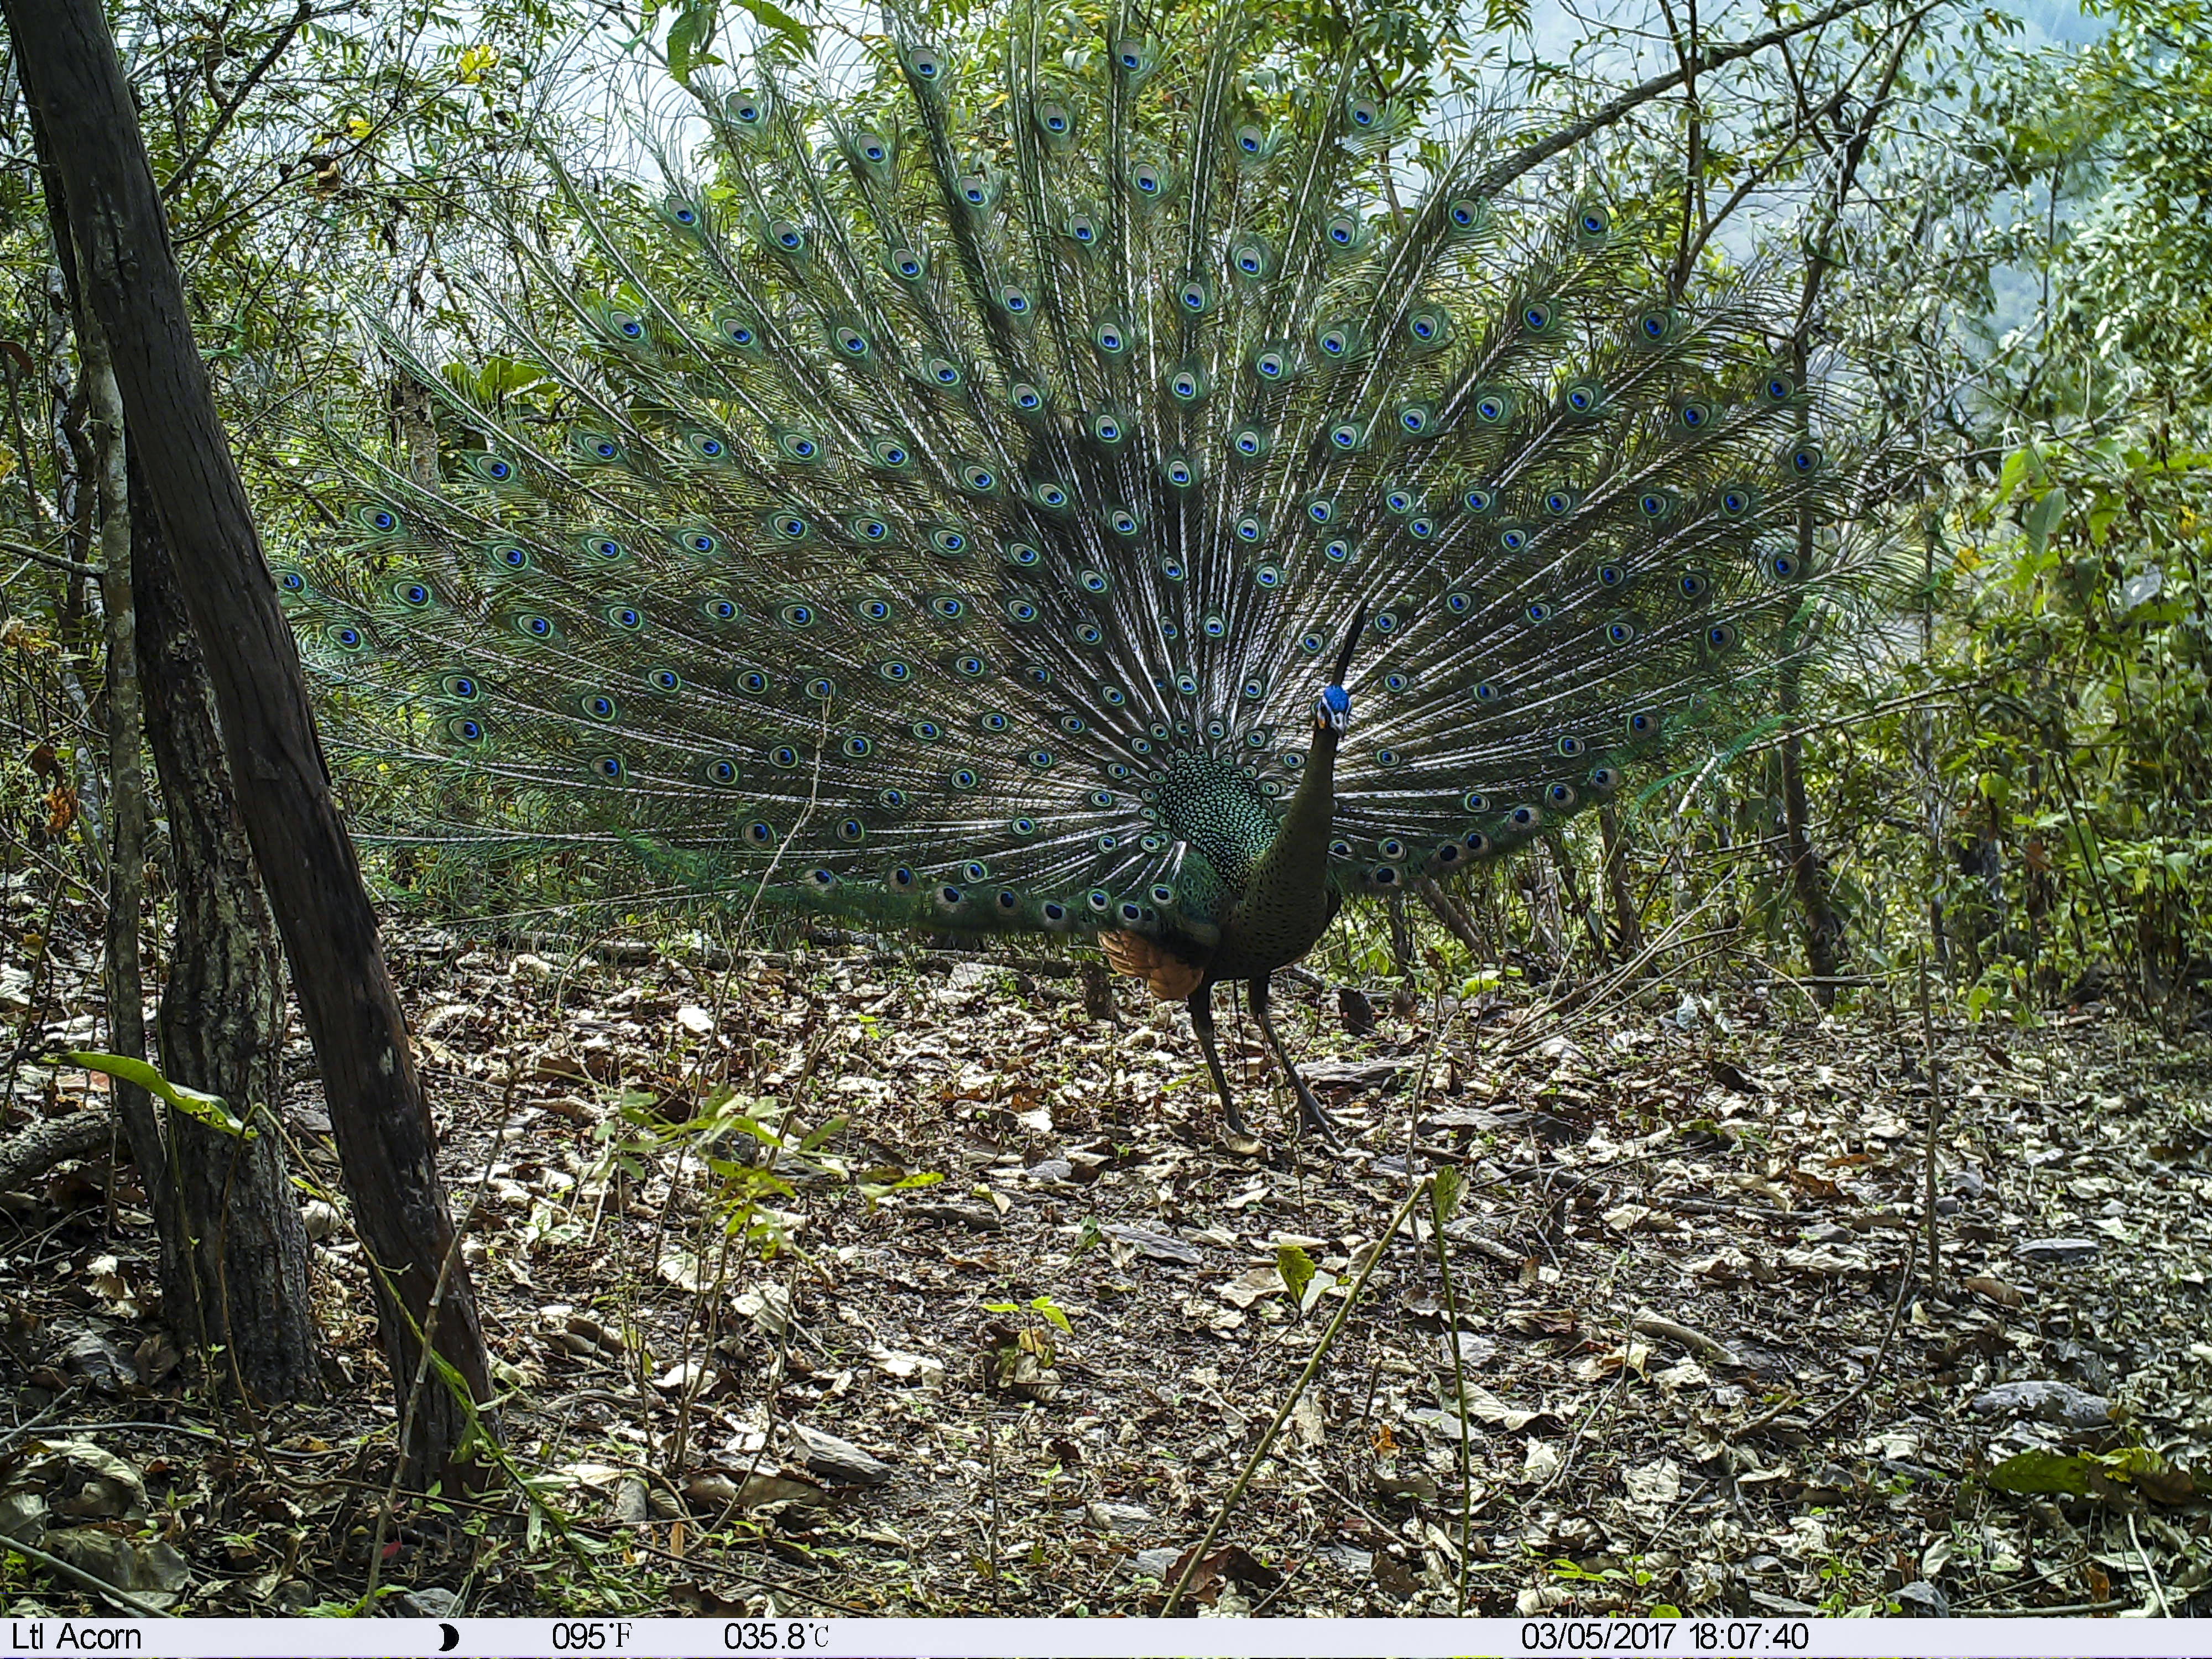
279,0 -> 1879,950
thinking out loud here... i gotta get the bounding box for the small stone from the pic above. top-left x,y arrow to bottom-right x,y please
784,1422 -> 893,1486
1892,1580 -> 1949,1618
1968,1380 -> 2111,1429
2014,1238 -> 2099,1265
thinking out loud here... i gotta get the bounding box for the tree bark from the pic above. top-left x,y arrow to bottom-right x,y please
133,457 -> 323,1405
8,0 -> 488,1477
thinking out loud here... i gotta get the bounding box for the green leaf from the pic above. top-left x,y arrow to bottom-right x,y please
1276,1242 -> 1316,1305
1029,1294 -> 1073,1335
64,1050 -> 252,1138
1986,1449 -> 2090,1496
1431,1166 -> 1463,1228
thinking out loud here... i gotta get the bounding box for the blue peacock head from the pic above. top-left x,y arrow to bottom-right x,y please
1315,684 -> 1352,733
1314,612 -> 1364,732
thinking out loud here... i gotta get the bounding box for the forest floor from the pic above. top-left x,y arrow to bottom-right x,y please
3,927 -> 2210,1620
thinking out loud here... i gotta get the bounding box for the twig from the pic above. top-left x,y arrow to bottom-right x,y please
1161,1178 -> 1428,1618
0,1387 -> 84,1457
2127,1512 -> 2170,1616
1429,1177 -> 1478,1614
1917,953 -> 1943,1299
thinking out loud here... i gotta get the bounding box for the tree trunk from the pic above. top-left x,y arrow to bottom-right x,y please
1598,803 -> 1644,958
9,0 -> 488,1477
133,457 -> 322,1404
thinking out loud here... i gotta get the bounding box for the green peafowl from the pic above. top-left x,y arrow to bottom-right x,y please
280,0 -> 1875,1144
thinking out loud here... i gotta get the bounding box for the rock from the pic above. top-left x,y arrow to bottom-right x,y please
785,1423 -> 893,1486
1084,1501 -> 1153,1532
1968,1380 -> 2112,1430
1892,1580 -> 1949,1618
1025,1158 -> 1074,1183
2014,1238 -> 2099,1265
1134,1548 -> 1181,1578
1107,1224 -> 1202,1265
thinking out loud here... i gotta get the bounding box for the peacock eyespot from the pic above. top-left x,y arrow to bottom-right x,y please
1787,444 -> 1824,475
597,757 -> 625,781
1326,213 -> 1359,247
1548,783 -> 1576,806
708,600 -> 738,621
740,672 -> 766,693
890,865 -> 916,888
844,734 -> 873,757
1235,123 -> 1264,154
1522,301 -> 1556,333
1510,806 -> 1538,829
650,670 -> 680,691
1348,95 -> 1380,128
708,760 -> 738,785
1474,681 -> 1498,702
1446,591 -> 1472,613
398,584 -> 429,607
1679,572 -> 1709,599
1254,564 -> 1283,588
587,695 -> 615,719
447,676 -> 478,700
881,789 -> 908,810
1526,601 -> 1552,623
452,720 -> 484,743
912,719 -> 941,740
1300,633 -> 1324,654
1766,373 -> 1795,402
1606,621 -> 1635,644
1236,515 -> 1267,542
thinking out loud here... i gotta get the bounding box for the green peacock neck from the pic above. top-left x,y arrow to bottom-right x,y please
1251,721 -> 1341,900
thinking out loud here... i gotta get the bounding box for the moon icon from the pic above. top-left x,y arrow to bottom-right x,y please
437,1622 -> 460,1651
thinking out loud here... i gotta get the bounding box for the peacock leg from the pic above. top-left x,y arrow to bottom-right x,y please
1186,988 -> 1251,1139
1249,976 -> 1343,1145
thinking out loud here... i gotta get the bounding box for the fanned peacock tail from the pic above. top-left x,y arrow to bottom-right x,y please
280,0 -> 1878,956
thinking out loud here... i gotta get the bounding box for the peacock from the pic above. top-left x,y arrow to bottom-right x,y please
279,0 -> 1872,1145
